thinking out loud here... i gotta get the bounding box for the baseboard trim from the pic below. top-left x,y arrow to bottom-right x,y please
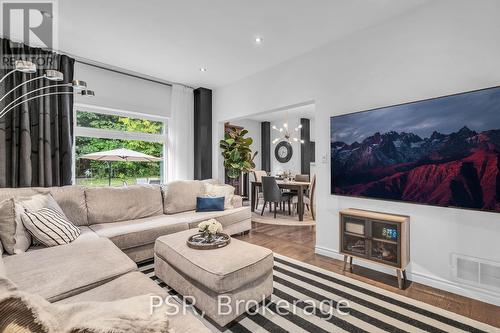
314,245 -> 500,307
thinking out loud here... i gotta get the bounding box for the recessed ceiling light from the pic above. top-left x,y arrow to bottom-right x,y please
255,36 -> 263,44
199,67 -> 207,72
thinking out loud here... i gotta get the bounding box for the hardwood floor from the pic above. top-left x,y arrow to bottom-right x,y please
235,222 -> 500,328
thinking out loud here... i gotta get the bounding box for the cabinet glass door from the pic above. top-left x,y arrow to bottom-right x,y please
343,234 -> 367,257
372,221 -> 399,242
341,215 -> 368,257
370,220 -> 400,266
343,216 -> 365,236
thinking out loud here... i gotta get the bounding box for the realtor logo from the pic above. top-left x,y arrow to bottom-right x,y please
1,1 -> 54,49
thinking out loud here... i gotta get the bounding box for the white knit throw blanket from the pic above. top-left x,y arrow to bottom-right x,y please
0,278 -> 171,333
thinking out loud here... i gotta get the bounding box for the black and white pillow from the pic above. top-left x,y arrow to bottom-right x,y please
20,208 -> 80,247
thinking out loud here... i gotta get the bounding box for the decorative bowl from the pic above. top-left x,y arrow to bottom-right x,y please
187,233 -> 231,250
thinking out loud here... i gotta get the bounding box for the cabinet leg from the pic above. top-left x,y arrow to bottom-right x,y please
402,269 -> 407,288
396,269 -> 403,289
349,256 -> 353,273
343,255 -> 348,271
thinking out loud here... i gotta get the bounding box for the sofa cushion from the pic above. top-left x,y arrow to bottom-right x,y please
16,193 -> 70,251
201,178 -> 220,185
0,188 -> 41,205
0,280 -> 171,333
0,199 -> 31,254
26,226 -> 99,252
73,226 -> 99,243
0,199 -> 16,253
0,254 -> 5,278
0,187 -> 88,226
173,206 -> 251,230
3,238 -> 136,302
56,272 -> 167,303
18,193 -> 67,217
155,229 -> 273,293
204,183 -> 235,209
21,208 -> 81,247
162,180 -> 205,214
231,195 -> 243,208
90,215 -> 188,250
196,196 -> 224,212
47,186 -> 88,226
85,185 -> 163,224
56,272 -> 211,333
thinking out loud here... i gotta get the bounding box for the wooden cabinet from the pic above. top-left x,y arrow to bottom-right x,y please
339,208 -> 410,289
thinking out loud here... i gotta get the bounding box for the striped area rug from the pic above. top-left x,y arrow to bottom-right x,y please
138,254 -> 498,333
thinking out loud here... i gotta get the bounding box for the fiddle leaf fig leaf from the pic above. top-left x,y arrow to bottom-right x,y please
219,127 -> 257,178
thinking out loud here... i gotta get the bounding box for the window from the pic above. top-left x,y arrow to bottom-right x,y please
74,106 -> 167,186
76,112 -> 164,134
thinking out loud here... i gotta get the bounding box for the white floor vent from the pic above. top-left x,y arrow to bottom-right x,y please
452,254 -> 500,292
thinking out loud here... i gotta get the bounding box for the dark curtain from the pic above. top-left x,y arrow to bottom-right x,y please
0,38 -> 75,187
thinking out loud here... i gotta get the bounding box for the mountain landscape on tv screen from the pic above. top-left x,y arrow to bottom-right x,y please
330,87 -> 500,213
331,126 -> 500,212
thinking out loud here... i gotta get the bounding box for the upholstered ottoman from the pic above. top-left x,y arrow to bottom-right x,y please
154,229 -> 273,326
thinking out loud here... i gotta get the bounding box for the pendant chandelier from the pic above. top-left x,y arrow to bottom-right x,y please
271,112 -> 304,145
0,60 -> 95,119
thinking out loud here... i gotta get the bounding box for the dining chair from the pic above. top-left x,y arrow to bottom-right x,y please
253,170 -> 268,182
286,174 -> 309,202
292,174 -> 316,220
252,170 -> 268,210
261,176 -> 290,218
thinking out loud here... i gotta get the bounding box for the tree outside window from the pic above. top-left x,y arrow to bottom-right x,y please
75,111 -> 166,186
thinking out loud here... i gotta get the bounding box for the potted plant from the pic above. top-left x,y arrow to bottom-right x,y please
219,127 -> 258,193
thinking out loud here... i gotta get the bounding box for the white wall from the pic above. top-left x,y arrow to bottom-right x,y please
270,116 -> 304,175
213,0 -> 500,305
74,62 -> 172,118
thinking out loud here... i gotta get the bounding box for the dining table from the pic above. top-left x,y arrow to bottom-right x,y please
250,180 -> 311,221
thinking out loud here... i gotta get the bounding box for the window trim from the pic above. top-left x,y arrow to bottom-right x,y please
74,104 -> 169,122
75,127 -> 166,143
73,103 -> 169,185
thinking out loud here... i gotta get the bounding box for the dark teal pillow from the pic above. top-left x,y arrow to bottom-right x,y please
196,196 -> 225,212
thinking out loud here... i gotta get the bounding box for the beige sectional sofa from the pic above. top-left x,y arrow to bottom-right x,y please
0,181 -> 251,262
0,180 -> 252,332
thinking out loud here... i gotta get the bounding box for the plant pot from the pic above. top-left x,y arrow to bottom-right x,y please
225,171 -> 243,195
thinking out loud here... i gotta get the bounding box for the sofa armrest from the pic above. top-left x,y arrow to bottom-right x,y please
231,195 -> 243,208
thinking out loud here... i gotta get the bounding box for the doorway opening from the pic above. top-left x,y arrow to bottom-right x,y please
221,102 -> 316,225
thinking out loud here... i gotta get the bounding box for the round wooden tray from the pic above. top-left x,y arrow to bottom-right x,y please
186,233 -> 231,250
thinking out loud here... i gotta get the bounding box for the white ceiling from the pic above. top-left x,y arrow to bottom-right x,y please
242,103 -> 315,122
58,0 -> 427,88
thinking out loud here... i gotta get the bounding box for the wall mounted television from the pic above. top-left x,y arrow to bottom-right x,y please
330,86 -> 500,213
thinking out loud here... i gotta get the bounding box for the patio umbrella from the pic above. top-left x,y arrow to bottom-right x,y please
79,148 -> 162,186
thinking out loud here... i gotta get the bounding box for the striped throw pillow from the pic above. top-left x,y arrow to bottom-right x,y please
20,208 -> 80,247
